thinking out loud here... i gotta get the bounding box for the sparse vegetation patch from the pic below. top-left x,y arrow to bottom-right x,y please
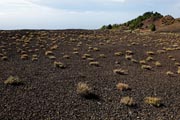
113,69 -> 128,75
4,76 -> 23,85
116,83 -> 130,91
120,96 -> 135,107
144,97 -> 162,107
77,82 -> 91,97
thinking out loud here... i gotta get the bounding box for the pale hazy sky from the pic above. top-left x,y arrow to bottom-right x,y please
0,0 -> 180,29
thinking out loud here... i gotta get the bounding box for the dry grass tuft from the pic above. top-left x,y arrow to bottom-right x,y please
32,57 -> 38,61
171,58 -> 176,61
125,55 -> 132,60
73,51 -> 79,55
114,52 -> 123,56
93,47 -> 99,51
54,61 -> 65,68
0,53 -> 3,57
1,56 -> 8,61
168,55 -> 173,59
126,50 -> 133,55
113,69 -> 128,75
87,58 -> 94,61
89,61 -> 99,66
63,55 -> 70,59
166,71 -> 175,76
141,65 -> 152,70
116,83 -> 130,91
155,61 -> 162,67
146,56 -> 153,62
4,76 -> 23,85
82,54 -> 91,59
73,48 -> 79,51
146,51 -> 155,55
131,59 -> 138,63
21,54 -> 28,60
99,54 -> 106,58
50,45 -> 58,50
120,96 -> 135,106
77,82 -> 91,96
177,67 -> 180,74
157,50 -> 166,54
45,51 -> 53,56
144,97 -> 162,107
48,55 -> 56,60
139,60 -> 146,64
32,54 -> 38,61
175,62 -> 180,66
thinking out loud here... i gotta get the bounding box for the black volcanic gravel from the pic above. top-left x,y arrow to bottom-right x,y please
0,30 -> 180,120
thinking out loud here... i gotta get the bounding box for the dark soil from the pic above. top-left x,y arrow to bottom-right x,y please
0,30 -> 180,120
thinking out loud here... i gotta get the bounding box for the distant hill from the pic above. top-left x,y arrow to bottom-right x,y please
101,12 -> 180,32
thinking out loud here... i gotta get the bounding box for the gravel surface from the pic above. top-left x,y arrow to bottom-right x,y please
0,30 -> 180,120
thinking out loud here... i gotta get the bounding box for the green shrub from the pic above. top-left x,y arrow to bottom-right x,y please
101,11 -> 163,30
101,24 -> 113,30
107,24 -> 112,29
150,24 -> 156,31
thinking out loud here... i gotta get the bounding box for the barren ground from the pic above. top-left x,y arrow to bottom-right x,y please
0,30 -> 180,120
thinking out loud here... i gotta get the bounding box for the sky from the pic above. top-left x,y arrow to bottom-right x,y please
0,0 -> 180,29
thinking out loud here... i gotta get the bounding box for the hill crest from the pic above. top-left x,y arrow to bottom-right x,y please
101,12 -> 180,32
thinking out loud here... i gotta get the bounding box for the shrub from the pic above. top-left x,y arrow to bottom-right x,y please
113,69 -> 128,75
32,54 -> 38,61
54,61 -> 65,68
175,62 -> 180,66
168,55 -> 173,59
89,61 -> 100,67
73,48 -> 79,51
139,60 -> 146,64
50,45 -> 58,50
126,50 -> 133,55
73,51 -> 79,55
178,67 -> 180,74
144,97 -> 162,107
125,55 -> 132,60
116,83 -> 130,91
1,56 -> 8,61
157,50 -> 166,54
77,82 -> 91,96
166,71 -> 175,76
120,96 -> 135,106
141,65 -> 152,70
21,50 -> 27,54
32,57 -> 38,61
146,56 -> 153,61
63,55 -> 70,59
93,47 -> 99,51
21,54 -> 28,60
99,54 -> 106,58
101,24 -> 112,29
87,58 -> 94,61
155,61 -> 162,67
114,52 -> 123,56
48,55 -> 56,60
32,54 -> 38,58
107,24 -> 112,29
146,51 -> 155,55
131,59 -> 138,63
149,24 -> 156,31
4,76 -> 23,85
45,51 -> 53,56
82,54 -> 91,59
